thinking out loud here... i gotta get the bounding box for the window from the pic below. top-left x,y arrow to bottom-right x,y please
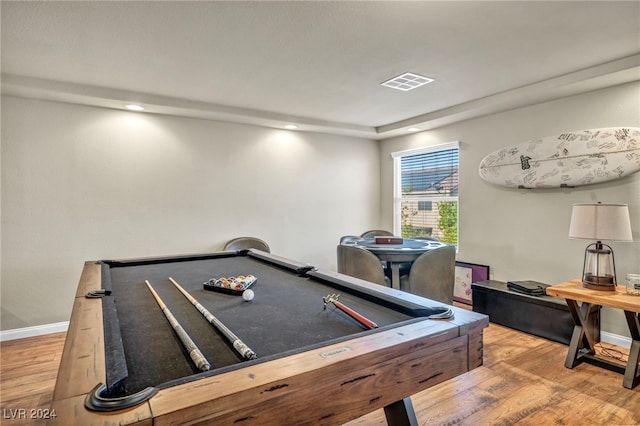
392,142 -> 459,245
417,201 -> 432,211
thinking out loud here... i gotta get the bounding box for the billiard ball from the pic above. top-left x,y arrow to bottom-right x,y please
242,289 -> 254,302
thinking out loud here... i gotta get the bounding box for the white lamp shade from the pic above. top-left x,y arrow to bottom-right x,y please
569,203 -> 633,241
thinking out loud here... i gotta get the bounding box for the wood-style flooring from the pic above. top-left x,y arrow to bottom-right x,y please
1,322 -> 639,425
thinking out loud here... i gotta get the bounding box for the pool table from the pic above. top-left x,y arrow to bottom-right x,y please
50,249 -> 488,425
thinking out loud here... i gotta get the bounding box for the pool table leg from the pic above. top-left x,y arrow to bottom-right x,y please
383,397 -> 418,426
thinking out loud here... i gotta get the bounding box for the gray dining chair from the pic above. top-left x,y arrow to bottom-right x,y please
337,245 -> 389,286
397,236 -> 439,275
413,235 -> 440,241
399,245 -> 456,304
223,237 -> 271,252
360,229 -> 394,238
340,235 -> 362,244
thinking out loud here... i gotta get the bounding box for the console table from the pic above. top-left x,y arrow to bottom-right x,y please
546,279 -> 640,389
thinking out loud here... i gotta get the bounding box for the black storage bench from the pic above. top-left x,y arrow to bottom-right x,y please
471,280 -> 599,345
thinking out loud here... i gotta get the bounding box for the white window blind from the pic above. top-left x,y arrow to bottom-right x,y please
392,142 -> 459,245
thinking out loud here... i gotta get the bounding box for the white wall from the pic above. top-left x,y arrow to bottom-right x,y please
380,81 -> 640,337
1,96 -> 381,330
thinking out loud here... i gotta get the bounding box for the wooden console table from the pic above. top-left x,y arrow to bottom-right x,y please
546,279 -> 640,389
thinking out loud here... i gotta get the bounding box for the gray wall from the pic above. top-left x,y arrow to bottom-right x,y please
1,97 -> 381,330
380,81 -> 640,337
2,82 -> 639,337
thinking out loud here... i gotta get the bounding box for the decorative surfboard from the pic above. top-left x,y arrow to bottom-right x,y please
478,127 -> 640,188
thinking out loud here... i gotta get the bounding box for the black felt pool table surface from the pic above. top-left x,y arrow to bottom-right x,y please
101,252 -> 418,394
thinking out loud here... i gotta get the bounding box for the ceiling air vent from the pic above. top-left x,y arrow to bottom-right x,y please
380,72 -> 434,91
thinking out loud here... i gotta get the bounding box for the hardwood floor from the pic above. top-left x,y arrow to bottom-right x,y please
1,323 -> 638,425
347,324 -> 639,425
1,332 -> 65,425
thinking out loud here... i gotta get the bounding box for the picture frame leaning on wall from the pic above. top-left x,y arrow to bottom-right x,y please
454,261 -> 490,305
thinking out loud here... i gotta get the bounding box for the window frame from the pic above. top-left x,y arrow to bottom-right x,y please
391,141 -> 460,243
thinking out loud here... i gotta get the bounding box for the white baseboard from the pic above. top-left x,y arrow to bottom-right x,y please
0,321 -> 69,342
601,330 -> 632,349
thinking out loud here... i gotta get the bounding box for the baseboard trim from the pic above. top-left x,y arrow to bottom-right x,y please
0,321 -> 69,342
601,330 -> 632,349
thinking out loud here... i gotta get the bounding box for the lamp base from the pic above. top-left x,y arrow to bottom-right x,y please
582,273 -> 616,291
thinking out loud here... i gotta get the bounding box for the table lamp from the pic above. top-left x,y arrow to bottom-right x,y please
568,203 -> 633,291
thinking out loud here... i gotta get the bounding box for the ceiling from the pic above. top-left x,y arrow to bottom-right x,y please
2,1 -> 639,140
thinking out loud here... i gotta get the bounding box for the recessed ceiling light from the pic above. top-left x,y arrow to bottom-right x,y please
284,124 -> 298,130
407,127 -> 421,132
125,104 -> 144,111
381,72 -> 434,91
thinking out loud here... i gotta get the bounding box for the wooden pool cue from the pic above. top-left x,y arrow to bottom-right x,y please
169,277 -> 257,360
323,294 -> 378,330
145,280 -> 211,372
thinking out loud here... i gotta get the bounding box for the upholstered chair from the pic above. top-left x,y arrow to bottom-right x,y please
339,235 -> 362,244
413,235 -> 440,241
223,237 -> 271,252
400,245 -> 456,304
360,229 -> 394,238
336,245 -> 389,286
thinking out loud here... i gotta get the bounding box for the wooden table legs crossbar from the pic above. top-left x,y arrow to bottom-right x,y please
565,301 -> 600,364
622,310 -> 640,389
565,300 -> 640,389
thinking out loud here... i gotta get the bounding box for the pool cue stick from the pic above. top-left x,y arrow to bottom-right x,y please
323,294 -> 378,330
145,280 -> 211,372
169,277 -> 257,360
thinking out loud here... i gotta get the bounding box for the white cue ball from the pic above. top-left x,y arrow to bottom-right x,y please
242,289 -> 254,301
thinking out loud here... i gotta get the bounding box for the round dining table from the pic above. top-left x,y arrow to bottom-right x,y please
342,238 -> 447,289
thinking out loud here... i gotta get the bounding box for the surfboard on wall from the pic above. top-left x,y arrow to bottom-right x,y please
478,127 -> 640,188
